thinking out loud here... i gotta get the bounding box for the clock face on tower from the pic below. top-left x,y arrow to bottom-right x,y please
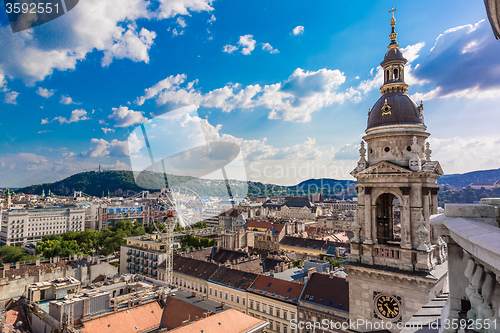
375,295 -> 400,319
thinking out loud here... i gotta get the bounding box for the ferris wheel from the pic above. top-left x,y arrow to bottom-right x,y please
155,187 -> 205,231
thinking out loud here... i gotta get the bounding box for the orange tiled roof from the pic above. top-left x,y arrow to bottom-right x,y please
79,301 -> 162,333
169,308 -> 266,333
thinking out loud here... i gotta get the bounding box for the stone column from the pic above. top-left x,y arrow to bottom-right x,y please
400,187 -> 411,249
410,184 -> 423,249
364,187 -> 373,244
430,188 -> 439,215
422,187 -> 431,245
362,187 -> 373,244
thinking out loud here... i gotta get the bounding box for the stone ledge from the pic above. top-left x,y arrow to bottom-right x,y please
444,203 -> 498,227
444,217 -> 500,275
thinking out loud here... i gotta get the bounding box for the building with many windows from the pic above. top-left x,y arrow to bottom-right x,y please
119,234 -> 170,279
0,207 -> 85,245
247,275 -> 304,333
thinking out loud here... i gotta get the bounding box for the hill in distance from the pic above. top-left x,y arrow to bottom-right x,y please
438,168 -> 500,188
18,171 -> 355,199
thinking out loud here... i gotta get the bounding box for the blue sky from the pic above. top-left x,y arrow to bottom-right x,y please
0,0 -> 499,187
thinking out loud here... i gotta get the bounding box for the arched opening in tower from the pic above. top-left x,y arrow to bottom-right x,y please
375,193 -> 402,245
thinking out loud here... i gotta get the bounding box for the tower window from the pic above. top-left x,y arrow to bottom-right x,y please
393,68 -> 398,80
384,147 -> 390,152
407,146 -> 412,152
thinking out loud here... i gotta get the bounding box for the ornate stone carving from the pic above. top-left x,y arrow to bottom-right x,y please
424,142 -> 432,161
351,220 -> 362,243
416,220 -> 430,251
357,141 -> 368,172
409,136 -> 422,172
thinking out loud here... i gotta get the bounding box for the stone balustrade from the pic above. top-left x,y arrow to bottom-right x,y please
431,199 -> 500,333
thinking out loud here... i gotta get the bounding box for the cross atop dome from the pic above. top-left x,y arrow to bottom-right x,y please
388,7 -> 399,48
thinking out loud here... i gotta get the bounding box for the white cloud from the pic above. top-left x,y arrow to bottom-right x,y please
238,35 -> 256,55
176,17 -> 187,28
222,44 -> 238,54
155,0 -> 214,19
0,0 -> 214,84
4,91 -> 19,104
292,26 -> 304,36
429,136 -> 500,175
37,87 -> 54,98
102,127 -> 115,134
60,95 -> 78,105
208,14 -> 216,23
136,74 -> 202,107
262,43 -> 279,54
138,67 -> 353,122
44,109 -> 90,124
84,138 -> 130,158
108,106 -> 148,127
102,26 -> 156,66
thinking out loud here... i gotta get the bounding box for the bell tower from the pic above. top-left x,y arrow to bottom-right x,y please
343,8 -> 448,331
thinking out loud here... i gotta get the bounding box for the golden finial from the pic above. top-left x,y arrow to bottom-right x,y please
388,7 -> 398,49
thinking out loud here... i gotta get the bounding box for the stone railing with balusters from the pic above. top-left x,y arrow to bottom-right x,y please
431,199 -> 500,333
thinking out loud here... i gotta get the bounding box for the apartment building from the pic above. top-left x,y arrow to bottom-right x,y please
247,275 -> 304,333
119,234 -> 170,279
0,207 -> 85,245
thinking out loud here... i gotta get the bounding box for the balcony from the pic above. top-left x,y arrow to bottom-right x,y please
430,199 -> 500,332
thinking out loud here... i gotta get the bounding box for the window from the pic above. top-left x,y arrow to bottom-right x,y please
276,323 -> 280,332
236,296 -> 240,304
276,309 -> 280,318
256,302 -> 260,311
209,288 -> 212,295
269,306 -> 273,316
250,300 -> 253,309
225,292 -> 228,300
284,311 -> 287,320
219,291 -> 222,298
242,298 -> 246,306
230,294 -> 234,302
262,304 -> 266,313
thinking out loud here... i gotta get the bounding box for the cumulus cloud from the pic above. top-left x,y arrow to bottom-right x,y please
4,91 -> 19,104
84,138 -> 130,158
138,68 -> 354,122
44,109 -> 90,124
0,0 -> 214,84
37,87 -> 54,98
262,43 -> 279,54
412,20 -> 500,100
108,106 -> 148,127
334,142 -> 361,160
429,136 -> 500,174
102,127 -> 115,134
238,35 -> 256,55
222,44 -> 238,54
60,95 -> 78,105
292,26 -> 304,36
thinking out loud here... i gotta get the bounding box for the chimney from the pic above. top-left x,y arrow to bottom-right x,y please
329,271 -> 334,278
15,262 -> 20,270
307,267 -> 316,279
36,259 -> 40,266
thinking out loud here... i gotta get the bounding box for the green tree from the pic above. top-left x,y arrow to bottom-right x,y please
0,246 -> 36,263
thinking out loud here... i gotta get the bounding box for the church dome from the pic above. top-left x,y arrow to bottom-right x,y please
367,92 -> 424,130
382,48 -> 406,66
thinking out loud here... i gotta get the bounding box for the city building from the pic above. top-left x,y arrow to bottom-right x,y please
343,10 -> 448,331
247,275 -> 304,333
297,273 -> 349,330
119,234 -> 170,279
0,255 -> 118,305
166,308 -> 269,333
0,207 -> 85,245
160,255 -> 219,296
208,266 -> 258,313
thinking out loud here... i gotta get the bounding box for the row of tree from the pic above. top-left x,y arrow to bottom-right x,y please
36,220 -> 145,258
